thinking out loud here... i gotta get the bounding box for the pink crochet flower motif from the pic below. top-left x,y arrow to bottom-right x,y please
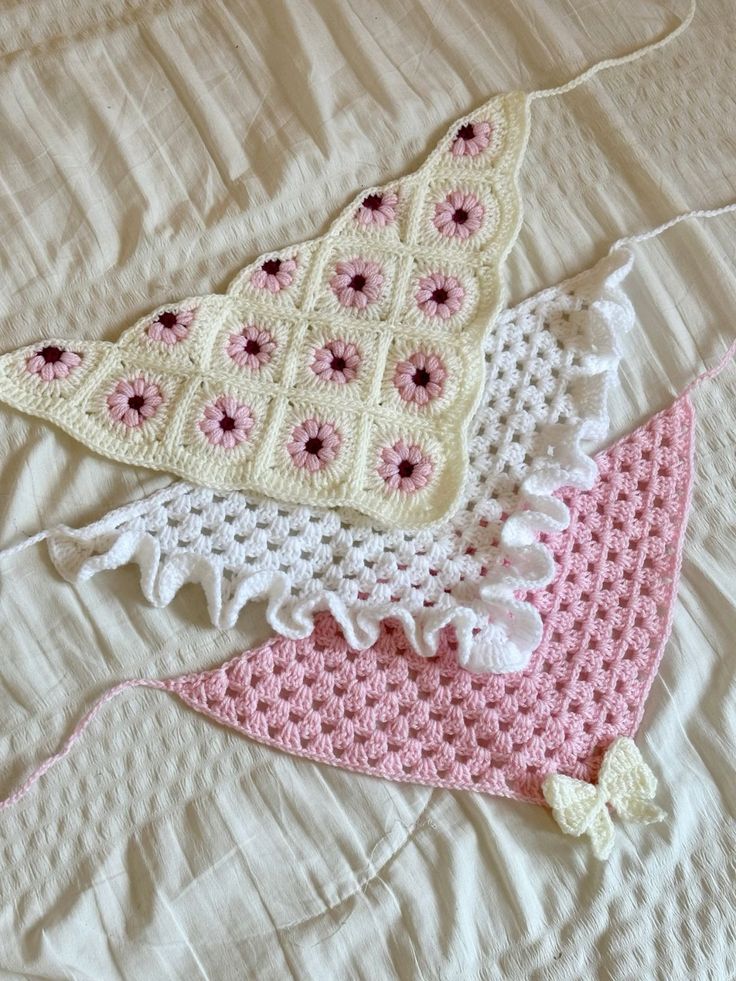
415,273 -> 465,319
288,419 -> 341,472
26,346 -> 82,382
147,308 -> 194,345
355,190 -> 398,228
433,190 -> 485,240
311,340 -> 361,385
199,396 -> 254,449
394,352 -> 446,406
451,120 -> 493,157
107,377 -> 163,428
227,324 -> 276,372
378,440 -> 434,493
250,257 -> 297,293
330,258 -> 384,310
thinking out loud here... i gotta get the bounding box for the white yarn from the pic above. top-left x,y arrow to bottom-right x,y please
45,249 -> 634,672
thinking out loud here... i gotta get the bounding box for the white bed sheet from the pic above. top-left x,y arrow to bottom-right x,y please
0,0 -> 734,977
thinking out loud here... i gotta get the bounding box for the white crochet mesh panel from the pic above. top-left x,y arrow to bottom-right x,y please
48,249 -> 634,672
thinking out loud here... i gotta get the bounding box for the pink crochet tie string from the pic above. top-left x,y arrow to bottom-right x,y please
0,680 -> 166,812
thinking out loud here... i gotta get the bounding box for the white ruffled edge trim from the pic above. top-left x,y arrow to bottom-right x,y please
46,248 -> 634,673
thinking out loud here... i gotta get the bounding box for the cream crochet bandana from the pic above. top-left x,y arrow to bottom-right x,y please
0,4 -> 694,531
0,93 -> 528,530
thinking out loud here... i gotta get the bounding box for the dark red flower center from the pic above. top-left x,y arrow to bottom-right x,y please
412,368 -> 431,388
398,460 -> 415,478
40,346 -> 64,363
456,123 -> 475,142
262,259 -> 282,275
331,356 -> 347,372
362,194 -> 383,211
431,288 -> 449,304
349,274 -> 367,292
220,415 -> 236,431
128,395 -> 145,411
245,339 -> 261,355
305,437 -> 323,455
452,208 -> 469,225
157,311 -> 179,329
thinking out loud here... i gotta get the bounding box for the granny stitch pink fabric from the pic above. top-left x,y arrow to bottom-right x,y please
0,383 -> 703,814
162,393 -> 694,803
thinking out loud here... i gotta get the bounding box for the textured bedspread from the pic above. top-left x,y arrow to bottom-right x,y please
0,1 -> 734,977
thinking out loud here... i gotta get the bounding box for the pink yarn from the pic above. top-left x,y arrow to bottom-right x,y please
452,120 -> 493,157
250,257 -> 297,293
0,393 -> 696,811
26,346 -> 82,381
311,340 -> 361,385
393,352 -> 446,406
0,680 -> 167,812
107,377 -> 163,428
415,273 -> 465,319
378,440 -> 434,494
433,191 -> 485,239
330,258 -> 385,310
227,325 -> 277,371
287,418 -> 341,472
199,396 -> 254,449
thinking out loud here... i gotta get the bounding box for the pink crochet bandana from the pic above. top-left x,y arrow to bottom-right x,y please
0,385 -> 697,841
164,393 -> 693,803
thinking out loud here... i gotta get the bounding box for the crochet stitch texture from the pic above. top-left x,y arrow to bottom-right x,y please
543,737 -> 666,859
0,94 -> 528,530
164,392 -> 694,801
4,339 -> 721,829
47,251 -> 634,672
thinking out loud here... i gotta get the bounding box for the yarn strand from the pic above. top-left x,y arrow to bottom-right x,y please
610,201 -> 736,252
0,528 -> 50,561
682,337 -> 736,397
0,678 -> 167,811
529,0 -> 696,101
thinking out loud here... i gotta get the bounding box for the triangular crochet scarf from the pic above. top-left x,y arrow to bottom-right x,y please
2,345 -> 732,863
169,382 -> 695,806
0,6 -> 694,531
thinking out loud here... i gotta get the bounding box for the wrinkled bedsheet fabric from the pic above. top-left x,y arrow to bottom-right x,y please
0,1 -> 734,977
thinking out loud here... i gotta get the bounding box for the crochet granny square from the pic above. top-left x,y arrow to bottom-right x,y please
0,94 -> 528,529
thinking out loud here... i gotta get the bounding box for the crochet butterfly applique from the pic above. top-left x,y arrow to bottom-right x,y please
0,94 -> 529,530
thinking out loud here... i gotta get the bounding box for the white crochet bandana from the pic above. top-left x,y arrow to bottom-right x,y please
47,250 -> 634,672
